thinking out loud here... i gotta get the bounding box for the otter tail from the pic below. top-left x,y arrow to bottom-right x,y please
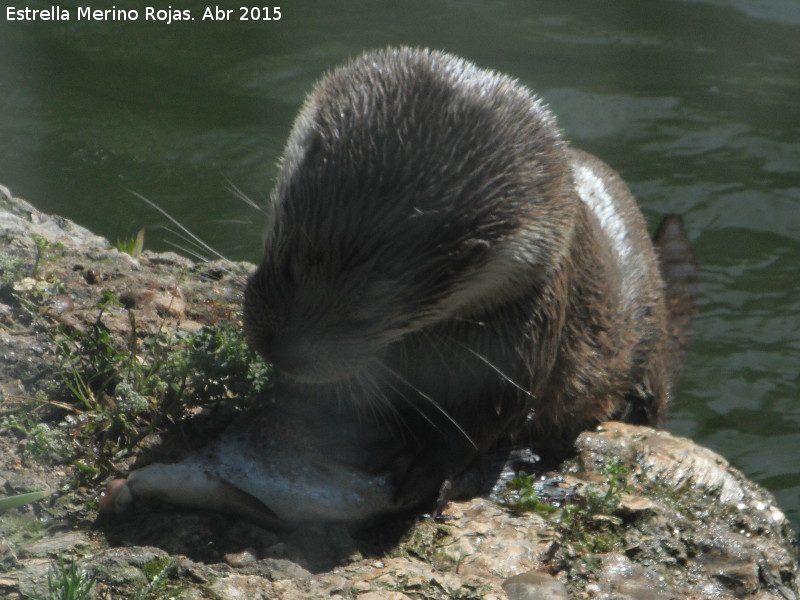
653,215 -> 698,388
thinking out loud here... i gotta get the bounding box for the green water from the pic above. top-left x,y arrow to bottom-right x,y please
1,0 -> 798,533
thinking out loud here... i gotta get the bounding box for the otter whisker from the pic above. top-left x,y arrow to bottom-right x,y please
365,367 -> 433,445
425,328 -> 456,368
424,328 -> 532,401
458,343 -> 534,400
322,367 -> 404,436
376,362 -> 478,450
356,368 -> 413,439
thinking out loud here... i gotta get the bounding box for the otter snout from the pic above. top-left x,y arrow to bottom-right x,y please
256,332 -> 326,383
245,314 -> 379,385
244,267 -> 401,384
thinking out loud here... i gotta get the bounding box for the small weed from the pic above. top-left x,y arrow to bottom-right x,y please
500,458 -> 629,555
116,227 -> 145,257
553,458 -> 629,553
131,557 -> 177,600
3,405 -> 100,476
4,414 -> 57,461
1,234 -> 65,318
504,472 -> 559,514
585,456 -> 628,516
0,251 -> 27,284
31,234 -> 65,279
24,555 -> 96,600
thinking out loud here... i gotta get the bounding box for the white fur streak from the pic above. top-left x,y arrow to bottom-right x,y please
573,164 -> 632,262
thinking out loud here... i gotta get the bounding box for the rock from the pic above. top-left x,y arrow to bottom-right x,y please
209,574 -> 276,599
20,532 -> 91,558
357,592 -> 413,600
0,186 -> 110,252
85,547 -> 169,589
0,188 -> 797,600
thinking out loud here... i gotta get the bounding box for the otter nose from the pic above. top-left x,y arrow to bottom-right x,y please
248,330 -> 311,375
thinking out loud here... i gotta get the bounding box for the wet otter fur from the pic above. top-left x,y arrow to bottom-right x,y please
242,47 -> 679,508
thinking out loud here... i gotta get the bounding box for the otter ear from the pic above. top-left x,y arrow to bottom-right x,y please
464,238 -> 491,251
458,238 -> 492,263
302,129 -> 326,166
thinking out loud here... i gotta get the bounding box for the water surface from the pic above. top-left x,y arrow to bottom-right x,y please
1,0 -> 798,532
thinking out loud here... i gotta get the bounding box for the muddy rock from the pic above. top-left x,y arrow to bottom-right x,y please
0,188 -> 798,599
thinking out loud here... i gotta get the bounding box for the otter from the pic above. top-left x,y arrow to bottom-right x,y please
242,47 -> 671,506
102,47 -> 694,525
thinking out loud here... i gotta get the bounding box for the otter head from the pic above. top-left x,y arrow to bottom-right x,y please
244,47 -> 575,384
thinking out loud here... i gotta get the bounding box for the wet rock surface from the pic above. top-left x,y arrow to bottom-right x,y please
1,187 -> 798,599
